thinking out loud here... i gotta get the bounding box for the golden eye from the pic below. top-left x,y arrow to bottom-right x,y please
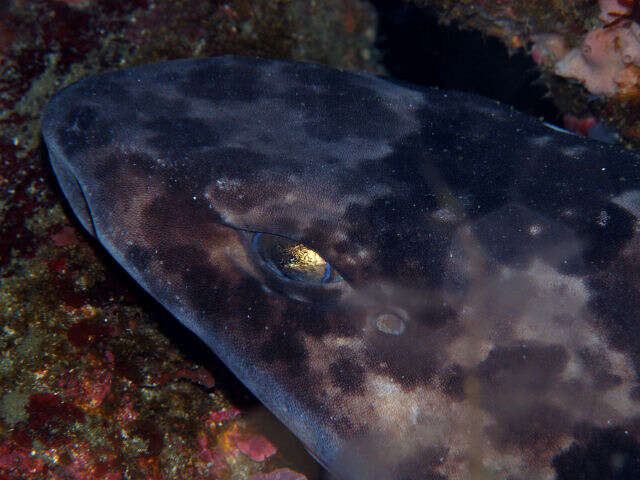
252,232 -> 343,285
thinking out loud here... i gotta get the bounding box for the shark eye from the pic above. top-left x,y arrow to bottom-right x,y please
252,232 -> 343,285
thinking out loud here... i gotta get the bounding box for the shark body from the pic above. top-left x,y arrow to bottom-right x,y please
42,56 -> 640,480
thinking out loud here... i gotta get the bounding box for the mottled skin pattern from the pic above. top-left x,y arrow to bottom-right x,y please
42,56 -> 640,480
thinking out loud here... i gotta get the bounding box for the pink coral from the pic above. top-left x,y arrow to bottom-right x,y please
563,114 -> 598,136
531,34 -> 569,68
554,0 -> 640,96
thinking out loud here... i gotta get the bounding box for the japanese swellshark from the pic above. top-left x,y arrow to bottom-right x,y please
42,55 -> 640,480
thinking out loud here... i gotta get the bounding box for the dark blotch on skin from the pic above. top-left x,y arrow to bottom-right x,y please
141,195 -> 221,242
144,117 -> 221,155
486,404 -> 569,453
477,343 -> 568,393
394,446 -> 448,480
367,336 -> 440,388
553,428 -> 640,480
260,329 -> 307,366
181,58 -> 263,102
281,63 -> 411,142
86,77 -> 132,105
126,245 -> 152,272
329,357 -> 366,394
280,303 -> 356,339
477,343 -> 570,448
472,203 -> 581,269
425,115 -> 514,218
588,259 -> 640,375
577,348 -> 622,390
341,196 -> 450,288
58,106 -> 113,155
416,303 -> 456,329
132,91 -> 190,119
579,203 -> 636,269
179,262 -> 228,315
93,152 -> 144,184
440,364 -> 466,401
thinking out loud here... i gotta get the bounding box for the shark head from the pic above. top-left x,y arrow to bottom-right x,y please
42,55 -> 640,480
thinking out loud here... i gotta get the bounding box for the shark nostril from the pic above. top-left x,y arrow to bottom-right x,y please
375,311 -> 407,335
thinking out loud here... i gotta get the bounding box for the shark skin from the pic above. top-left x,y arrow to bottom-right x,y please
41,55 -> 640,480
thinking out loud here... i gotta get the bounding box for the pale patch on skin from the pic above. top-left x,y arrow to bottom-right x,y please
203,173 -> 392,235
612,190 -> 640,218
561,145 -> 590,158
530,135 -> 555,147
463,98 -> 507,122
447,327 -> 494,368
433,207 -> 459,223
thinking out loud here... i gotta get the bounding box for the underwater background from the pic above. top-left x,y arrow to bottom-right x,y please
1,0 -> 638,479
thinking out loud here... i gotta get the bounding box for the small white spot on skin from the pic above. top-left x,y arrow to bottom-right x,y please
217,210 -> 238,224
284,193 -> 297,204
447,336 -> 494,368
215,177 -> 240,191
528,224 -> 543,236
471,102 -> 506,120
333,231 -> 348,242
433,208 -> 457,223
357,249 -> 370,260
596,209 -> 610,227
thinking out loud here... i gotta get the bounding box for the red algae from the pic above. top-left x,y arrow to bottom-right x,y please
60,368 -> 112,408
233,432 -> 278,462
24,393 -> 85,448
66,319 -> 113,348
50,226 -> 79,247
0,438 -> 46,478
131,419 -> 164,456
154,366 -> 216,389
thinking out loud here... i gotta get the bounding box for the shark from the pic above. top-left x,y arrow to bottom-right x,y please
41,55 -> 640,480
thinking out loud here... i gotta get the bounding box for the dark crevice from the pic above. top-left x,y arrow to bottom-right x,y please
369,0 -> 560,123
